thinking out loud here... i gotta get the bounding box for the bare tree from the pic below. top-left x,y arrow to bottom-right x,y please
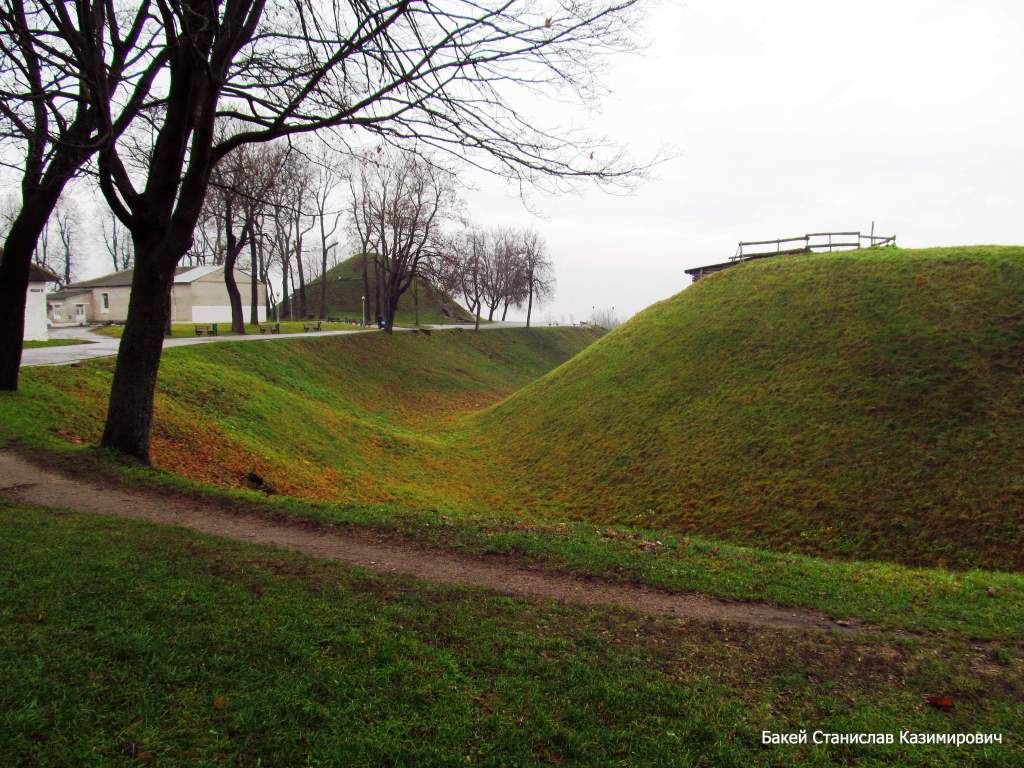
210,151 -> 255,334
0,0 -> 165,389
0,195 -> 18,237
590,306 -> 620,329
348,150 -> 457,332
206,138 -> 285,332
53,202 -> 76,286
433,227 -> 488,330
312,148 -> 343,319
247,217 -> 269,325
520,230 -> 555,328
480,227 -> 530,322
24,199 -> 78,288
291,166 -> 316,320
103,211 -> 134,272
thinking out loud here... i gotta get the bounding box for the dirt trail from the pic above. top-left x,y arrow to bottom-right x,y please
0,451 -> 857,634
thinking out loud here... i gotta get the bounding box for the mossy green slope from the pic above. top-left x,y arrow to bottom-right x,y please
484,247 -> 1024,571
2,328 -> 600,511
294,254 -> 472,323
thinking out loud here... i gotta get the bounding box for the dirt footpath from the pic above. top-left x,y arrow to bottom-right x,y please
0,450 -> 858,634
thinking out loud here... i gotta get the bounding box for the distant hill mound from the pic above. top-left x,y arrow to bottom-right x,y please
287,254 -> 473,324
483,246 -> 1024,570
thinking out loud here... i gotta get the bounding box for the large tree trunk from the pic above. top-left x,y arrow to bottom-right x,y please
280,255 -> 291,320
101,254 -> 177,462
223,201 -> 246,334
373,257 -> 381,324
165,286 -> 173,337
0,188 -> 65,390
320,247 -> 328,319
526,283 -> 534,328
249,236 -> 260,325
384,290 -> 400,334
361,254 -> 371,326
224,248 -> 245,334
381,272 -> 395,333
501,300 -> 509,322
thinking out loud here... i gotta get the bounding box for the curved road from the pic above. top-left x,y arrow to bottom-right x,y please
21,322 -> 528,367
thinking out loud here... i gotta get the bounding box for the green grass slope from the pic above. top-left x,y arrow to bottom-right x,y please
484,246 -> 1024,571
292,254 -> 473,324
2,328 -> 600,511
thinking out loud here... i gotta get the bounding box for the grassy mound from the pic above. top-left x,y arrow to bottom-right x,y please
2,328 -> 600,511
292,254 -> 473,324
484,247 -> 1024,570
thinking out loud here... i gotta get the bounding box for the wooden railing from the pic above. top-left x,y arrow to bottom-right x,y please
732,231 -> 896,261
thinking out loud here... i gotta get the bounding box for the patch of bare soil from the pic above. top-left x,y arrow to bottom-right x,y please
0,450 -> 857,634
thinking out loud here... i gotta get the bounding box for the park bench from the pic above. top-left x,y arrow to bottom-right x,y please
303,320 -> 322,332
259,322 -> 281,334
194,323 -> 218,336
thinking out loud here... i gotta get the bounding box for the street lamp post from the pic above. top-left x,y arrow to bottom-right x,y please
361,296 -> 366,327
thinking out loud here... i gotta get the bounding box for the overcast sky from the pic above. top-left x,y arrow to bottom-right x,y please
473,0 -> 1024,323
36,0 -> 1024,324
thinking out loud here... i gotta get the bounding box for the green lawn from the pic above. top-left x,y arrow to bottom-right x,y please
23,338 -> 95,349
2,501 -> 1020,767
92,320 -> 365,339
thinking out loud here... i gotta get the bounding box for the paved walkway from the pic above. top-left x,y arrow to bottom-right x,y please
22,322 -> 527,368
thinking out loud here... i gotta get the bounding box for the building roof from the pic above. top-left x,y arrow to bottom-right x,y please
683,259 -> 735,276
57,267 -> 139,289
47,286 -> 94,301
50,264 -> 255,297
29,263 -> 60,283
174,264 -> 223,283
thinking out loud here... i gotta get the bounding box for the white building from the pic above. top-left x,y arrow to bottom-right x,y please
25,264 -> 57,341
48,264 -> 267,325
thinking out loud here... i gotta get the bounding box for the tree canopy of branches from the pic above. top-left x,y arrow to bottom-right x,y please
22,198 -> 77,288
0,0 -> 165,388
204,137 -> 287,332
429,227 -> 488,329
3,0 -> 646,461
519,229 -> 555,328
348,149 -> 456,332
103,211 -> 134,272
433,226 -> 554,328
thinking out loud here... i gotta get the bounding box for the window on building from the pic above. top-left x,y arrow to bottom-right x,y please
101,293 -> 109,311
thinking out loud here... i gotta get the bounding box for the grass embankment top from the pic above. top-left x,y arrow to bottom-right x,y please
486,246 -> 1024,571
